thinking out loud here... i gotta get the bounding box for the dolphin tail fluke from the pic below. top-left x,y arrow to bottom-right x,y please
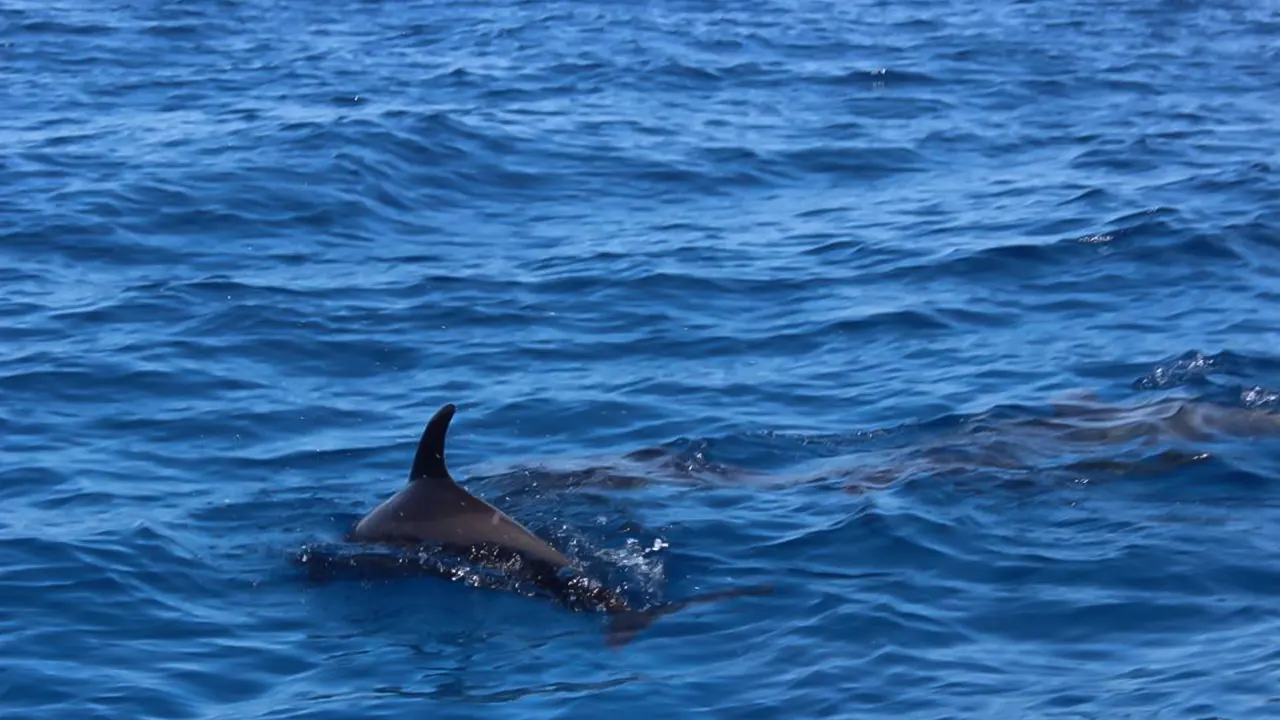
604,583 -> 774,649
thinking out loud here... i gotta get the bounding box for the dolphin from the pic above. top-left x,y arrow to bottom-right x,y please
347,403 -> 573,568
339,403 -> 772,647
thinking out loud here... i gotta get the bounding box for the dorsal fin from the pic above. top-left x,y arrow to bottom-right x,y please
409,403 -> 456,482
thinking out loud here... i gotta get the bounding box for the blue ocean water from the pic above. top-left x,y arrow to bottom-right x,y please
3,0 -> 1280,716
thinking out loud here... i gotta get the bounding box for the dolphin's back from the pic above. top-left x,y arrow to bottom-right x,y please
350,479 -> 573,568
349,403 -> 573,569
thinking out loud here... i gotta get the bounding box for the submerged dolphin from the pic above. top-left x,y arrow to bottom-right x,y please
341,403 -> 771,646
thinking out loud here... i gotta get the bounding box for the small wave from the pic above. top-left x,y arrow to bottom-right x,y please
1130,349 -> 1280,391
816,67 -> 941,88
782,144 -> 930,179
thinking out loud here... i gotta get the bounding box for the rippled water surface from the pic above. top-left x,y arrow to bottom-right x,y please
3,0 -> 1280,717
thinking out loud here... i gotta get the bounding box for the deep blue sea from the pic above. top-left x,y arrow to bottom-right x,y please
3,0 -> 1280,717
